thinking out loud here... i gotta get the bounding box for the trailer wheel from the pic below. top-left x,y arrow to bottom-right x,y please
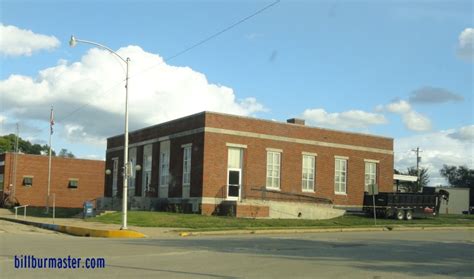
396,210 -> 404,220
405,210 -> 413,220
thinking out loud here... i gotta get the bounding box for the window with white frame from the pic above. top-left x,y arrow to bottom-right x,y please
334,158 -> 347,194
142,144 -> 152,195
302,155 -> 315,192
182,145 -> 192,185
266,151 -> 281,189
160,145 -> 170,186
364,161 -> 377,192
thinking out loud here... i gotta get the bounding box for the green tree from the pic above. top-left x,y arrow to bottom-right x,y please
396,167 -> 430,192
440,165 -> 474,208
440,165 -> 474,188
58,148 -> 75,158
0,134 -> 56,155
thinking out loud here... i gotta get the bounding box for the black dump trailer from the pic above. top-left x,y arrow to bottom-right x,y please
363,188 -> 449,220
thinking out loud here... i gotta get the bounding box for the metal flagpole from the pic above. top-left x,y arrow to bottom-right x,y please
46,106 -> 54,213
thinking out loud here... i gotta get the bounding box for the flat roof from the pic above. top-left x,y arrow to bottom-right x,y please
108,111 -> 393,141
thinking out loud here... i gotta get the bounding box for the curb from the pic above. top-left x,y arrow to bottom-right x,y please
178,226 -> 474,237
0,217 -> 146,238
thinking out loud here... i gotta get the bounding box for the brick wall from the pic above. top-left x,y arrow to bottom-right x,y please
202,112 -> 394,207
104,111 -> 394,209
1,153 -> 105,208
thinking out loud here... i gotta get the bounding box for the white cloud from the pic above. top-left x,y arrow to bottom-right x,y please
0,24 -> 60,56
0,45 -> 266,145
395,129 -> 474,185
382,100 -> 431,132
302,108 -> 387,130
457,27 -> 474,62
385,100 -> 411,114
448,125 -> 474,141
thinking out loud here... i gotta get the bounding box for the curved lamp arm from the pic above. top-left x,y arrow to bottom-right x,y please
69,35 -> 128,64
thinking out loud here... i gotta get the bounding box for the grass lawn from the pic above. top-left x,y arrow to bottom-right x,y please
9,207 -> 82,218
90,211 -> 474,230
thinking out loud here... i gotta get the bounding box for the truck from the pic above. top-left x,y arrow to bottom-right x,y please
362,188 -> 450,220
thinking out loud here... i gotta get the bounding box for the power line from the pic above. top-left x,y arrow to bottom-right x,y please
130,0 -> 280,79
8,1 -> 280,138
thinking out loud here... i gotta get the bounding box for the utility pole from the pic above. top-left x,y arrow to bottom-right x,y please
46,106 -> 54,213
412,147 -> 422,191
11,123 -> 19,201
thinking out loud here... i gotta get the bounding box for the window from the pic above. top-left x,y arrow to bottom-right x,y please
334,158 -> 347,194
160,151 -> 169,185
142,144 -> 152,195
302,155 -> 315,192
266,151 -> 281,189
227,147 -> 243,200
182,145 -> 192,185
68,178 -> 78,189
23,176 -> 33,187
0,174 -> 3,191
128,147 -> 137,197
365,161 -> 377,192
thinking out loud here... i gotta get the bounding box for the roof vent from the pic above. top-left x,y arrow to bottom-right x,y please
287,118 -> 305,125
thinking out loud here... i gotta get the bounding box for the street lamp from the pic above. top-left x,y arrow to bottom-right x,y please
69,35 -> 131,230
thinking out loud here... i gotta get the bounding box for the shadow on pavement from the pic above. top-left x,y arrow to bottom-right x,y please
122,236 -> 474,278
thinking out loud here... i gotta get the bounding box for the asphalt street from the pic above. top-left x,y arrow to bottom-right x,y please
0,220 -> 473,278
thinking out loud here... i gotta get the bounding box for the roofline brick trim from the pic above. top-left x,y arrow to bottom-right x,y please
107,127 -> 393,155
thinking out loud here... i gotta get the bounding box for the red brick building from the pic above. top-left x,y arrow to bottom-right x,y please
104,111 -> 394,218
0,153 -> 105,208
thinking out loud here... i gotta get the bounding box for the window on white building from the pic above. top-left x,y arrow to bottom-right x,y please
302,155 -> 315,192
266,151 -> 281,189
334,158 -> 347,194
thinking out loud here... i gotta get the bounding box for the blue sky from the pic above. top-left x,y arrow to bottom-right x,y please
0,0 -> 473,184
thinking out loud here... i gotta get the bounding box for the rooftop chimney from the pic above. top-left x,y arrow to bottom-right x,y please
287,118 -> 305,125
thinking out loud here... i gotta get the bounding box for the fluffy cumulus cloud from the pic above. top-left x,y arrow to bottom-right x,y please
381,100 -> 431,132
0,45 -> 266,145
301,108 -> 386,130
457,27 -> 474,62
409,86 -> 464,104
395,127 -> 474,185
448,125 -> 474,141
0,24 -> 60,56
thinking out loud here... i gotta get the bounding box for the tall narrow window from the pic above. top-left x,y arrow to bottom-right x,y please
365,161 -> 377,192
227,147 -> 243,200
159,140 -> 170,198
112,157 -> 119,196
128,147 -> 137,197
142,144 -> 152,196
160,151 -> 169,185
182,146 -> 192,185
334,157 -> 347,194
266,151 -> 281,189
302,155 -> 315,192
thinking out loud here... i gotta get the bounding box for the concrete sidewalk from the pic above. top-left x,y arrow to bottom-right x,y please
0,209 -> 176,238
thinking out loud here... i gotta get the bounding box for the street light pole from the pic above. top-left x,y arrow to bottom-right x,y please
69,35 -> 130,230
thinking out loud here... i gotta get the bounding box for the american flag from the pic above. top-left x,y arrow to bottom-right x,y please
50,107 -> 54,135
